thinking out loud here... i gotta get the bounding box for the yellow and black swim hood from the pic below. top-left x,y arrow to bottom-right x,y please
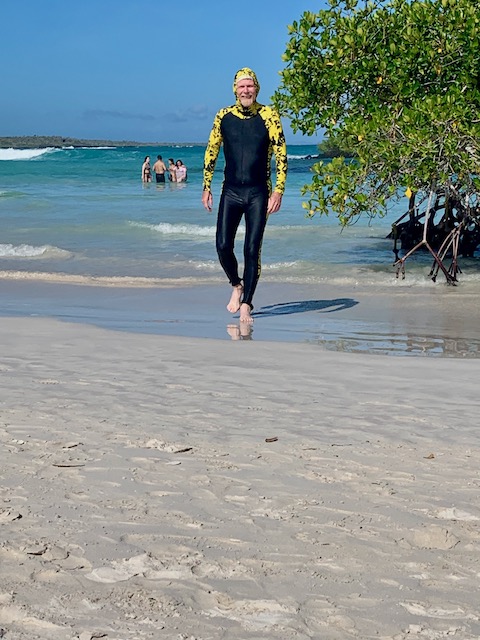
233,67 -> 260,97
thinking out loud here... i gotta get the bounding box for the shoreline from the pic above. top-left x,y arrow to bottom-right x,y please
0,278 -> 479,357
1,316 -> 480,638
0,137 -> 321,150
0,136 -> 207,149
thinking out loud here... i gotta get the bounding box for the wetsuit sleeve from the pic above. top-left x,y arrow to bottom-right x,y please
203,109 -> 225,192
263,106 -> 288,195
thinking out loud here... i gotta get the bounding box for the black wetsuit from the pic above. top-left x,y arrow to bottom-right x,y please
203,102 -> 287,309
216,183 -> 269,308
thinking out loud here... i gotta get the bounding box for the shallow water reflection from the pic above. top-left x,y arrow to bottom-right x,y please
226,323 -> 253,341
306,330 -> 480,358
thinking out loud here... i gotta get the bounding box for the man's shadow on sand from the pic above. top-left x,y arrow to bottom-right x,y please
227,298 -> 358,341
253,298 -> 359,318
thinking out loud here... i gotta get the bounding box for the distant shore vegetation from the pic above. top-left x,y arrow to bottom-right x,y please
0,136 -> 205,149
0,135 -> 343,156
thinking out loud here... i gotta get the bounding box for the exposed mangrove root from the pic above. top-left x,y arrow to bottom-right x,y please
388,186 -> 480,283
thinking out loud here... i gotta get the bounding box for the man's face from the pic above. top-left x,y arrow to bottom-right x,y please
236,79 -> 257,108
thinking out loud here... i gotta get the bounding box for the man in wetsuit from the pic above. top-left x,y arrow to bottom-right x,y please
202,67 -> 287,324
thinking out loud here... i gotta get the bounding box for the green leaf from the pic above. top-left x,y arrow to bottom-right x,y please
273,0 -> 480,224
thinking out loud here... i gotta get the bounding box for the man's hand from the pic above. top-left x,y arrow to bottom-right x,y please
202,190 -> 213,212
267,191 -> 282,214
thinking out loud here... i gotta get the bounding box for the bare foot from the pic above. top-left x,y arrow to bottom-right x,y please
227,284 -> 243,313
239,303 -> 253,324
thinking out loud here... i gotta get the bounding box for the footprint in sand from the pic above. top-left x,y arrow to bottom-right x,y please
400,602 -> 472,619
399,525 -> 459,550
0,509 -> 22,523
434,507 -> 479,521
208,593 -> 296,631
23,542 -> 90,570
85,553 -> 152,584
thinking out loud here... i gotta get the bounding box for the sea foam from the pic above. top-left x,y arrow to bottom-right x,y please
131,221 -> 222,237
0,147 -> 57,161
287,153 -> 320,160
0,243 -> 71,259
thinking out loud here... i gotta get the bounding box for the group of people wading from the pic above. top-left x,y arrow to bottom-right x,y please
141,156 -> 187,184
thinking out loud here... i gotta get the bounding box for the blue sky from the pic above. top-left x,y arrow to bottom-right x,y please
1,1 -> 327,144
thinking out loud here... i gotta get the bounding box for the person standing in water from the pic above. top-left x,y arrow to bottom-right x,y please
168,158 -> 177,182
153,155 -> 167,183
201,67 -> 287,323
141,156 -> 151,183
175,159 -> 187,182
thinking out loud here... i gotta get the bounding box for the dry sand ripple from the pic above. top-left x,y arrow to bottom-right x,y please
0,318 -> 480,639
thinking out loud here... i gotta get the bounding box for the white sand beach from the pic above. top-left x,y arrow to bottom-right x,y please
1,302 -> 480,639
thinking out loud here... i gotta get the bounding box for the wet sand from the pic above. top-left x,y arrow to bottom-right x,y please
0,278 -> 479,356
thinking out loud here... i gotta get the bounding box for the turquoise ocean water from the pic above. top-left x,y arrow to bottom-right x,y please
0,143 -> 414,286
3,143 -> 480,355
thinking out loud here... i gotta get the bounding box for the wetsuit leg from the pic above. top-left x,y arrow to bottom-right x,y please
242,186 -> 269,308
216,186 -> 244,287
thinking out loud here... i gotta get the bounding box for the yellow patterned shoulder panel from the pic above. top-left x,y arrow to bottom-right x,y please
203,106 -> 233,192
203,104 -> 287,194
259,105 -> 288,195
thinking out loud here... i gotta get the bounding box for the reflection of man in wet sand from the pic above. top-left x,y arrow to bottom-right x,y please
227,323 -> 253,340
202,67 -> 287,324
